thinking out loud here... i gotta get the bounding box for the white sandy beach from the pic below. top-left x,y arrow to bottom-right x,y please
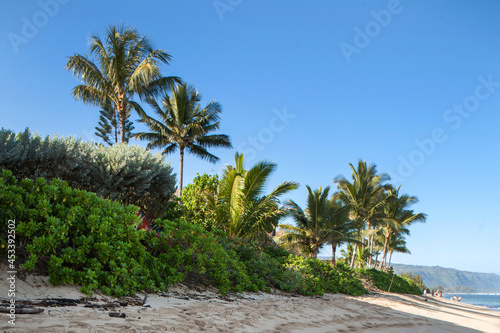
1,271 -> 500,333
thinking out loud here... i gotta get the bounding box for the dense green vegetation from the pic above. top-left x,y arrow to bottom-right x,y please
0,170 -> 366,297
0,128 -> 176,219
357,268 -> 422,295
180,173 -> 219,230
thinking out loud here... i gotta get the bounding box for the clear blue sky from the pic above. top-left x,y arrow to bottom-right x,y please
1,0 -> 499,274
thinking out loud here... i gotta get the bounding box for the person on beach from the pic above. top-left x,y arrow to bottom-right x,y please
452,295 -> 457,301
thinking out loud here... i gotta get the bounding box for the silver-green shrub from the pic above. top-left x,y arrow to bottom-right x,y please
0,128 -> 176,218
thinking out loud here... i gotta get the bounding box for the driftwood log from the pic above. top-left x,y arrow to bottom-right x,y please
0,307 -> 44,314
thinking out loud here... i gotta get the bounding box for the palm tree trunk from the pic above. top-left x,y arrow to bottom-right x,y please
378,234 -> 390,270
367,221 -> 372,267
119,116 -> 126,143
118,97 -> 127,143
350,243 -> 357,267
331,243 -> 337,265
177,147 -> 185,196
387,250 -> 394,268
114,108 -> 118,144
369,233 -> 375,267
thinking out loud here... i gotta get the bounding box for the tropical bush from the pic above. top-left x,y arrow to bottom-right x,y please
143,219 -> 256,294
0,169 -> 149,296
0,170 -> 256,296
0,128 -> 176,218
180,173 -> 219,229
282,256 -> 365,296
399,272 -> 427,292
356,268 -> 421,295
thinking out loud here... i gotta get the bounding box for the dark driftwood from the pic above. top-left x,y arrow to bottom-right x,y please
0,307 -> 44,314
1,297 -> 86,308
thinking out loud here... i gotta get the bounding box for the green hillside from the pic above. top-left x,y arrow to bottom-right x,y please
392,264 -> 500,293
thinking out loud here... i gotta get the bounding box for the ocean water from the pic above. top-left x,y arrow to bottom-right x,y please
442,293 -> 500,311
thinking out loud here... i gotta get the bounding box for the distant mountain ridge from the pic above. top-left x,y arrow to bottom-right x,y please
392,264 -> 500,293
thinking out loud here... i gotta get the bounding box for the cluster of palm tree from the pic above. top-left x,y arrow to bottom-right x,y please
66,24 -> 232,193
66,25 -> 426,269
276,160 -> 426,270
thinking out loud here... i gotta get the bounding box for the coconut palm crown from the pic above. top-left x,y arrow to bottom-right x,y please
66,24 -> 180,143
134,83 -> 232,193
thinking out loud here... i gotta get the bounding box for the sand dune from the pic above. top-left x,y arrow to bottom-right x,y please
1,272 -> 500,332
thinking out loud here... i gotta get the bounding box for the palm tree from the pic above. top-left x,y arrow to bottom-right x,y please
275,186 -> 355,260
377,186 -> 426,270
325,199 -> 358,264
135,83 -> 232,194
334,160 -> 390,267
339,244 -> 353,265
275,186 -> 333,258
208,152 -> 298,242
66,24 -> 180,143
386,233 -> 411,268
355,242 -> 371,268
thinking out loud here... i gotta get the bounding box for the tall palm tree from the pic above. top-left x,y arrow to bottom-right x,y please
208,152 -> 298,242
334,160 -> 390,267
66,24 -> 180,143
135,83 -> 232,193
377,186 -> 426,270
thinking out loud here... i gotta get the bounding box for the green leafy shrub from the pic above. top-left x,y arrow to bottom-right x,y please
180,173 -> 219,230
143,219 -> 256,294
282,256 -> 365,296
0,170 -> 255,296
223,242 -> 365,296
357,268 -> 421,295
230,242 -> 284,293
0,128 -> 176,218
0,169 -> 151,296
399,272 -> 427,292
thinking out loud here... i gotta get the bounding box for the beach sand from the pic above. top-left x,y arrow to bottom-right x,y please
2,271 -> 500,332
